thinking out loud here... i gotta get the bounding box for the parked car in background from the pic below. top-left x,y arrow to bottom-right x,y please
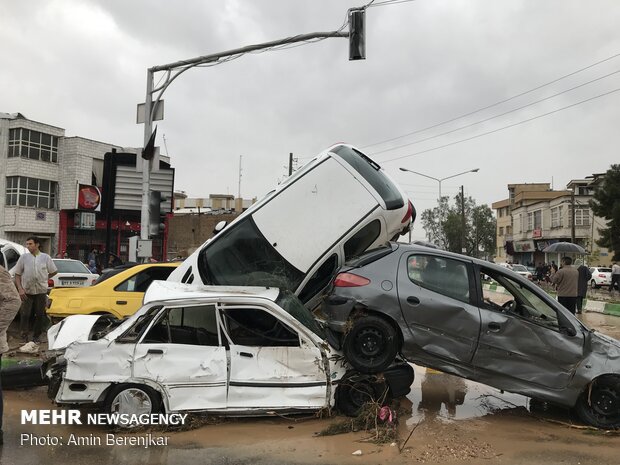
321,242 -> 620,429
0,238 -> 26,275
168,143 -> 415,311
48,259 -> 99,292
511,264 -> 533,280
44,281 -> 414,421
47,263 -> 179,319
589,267 -> 612,288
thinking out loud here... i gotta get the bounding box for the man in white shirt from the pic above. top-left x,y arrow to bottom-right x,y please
14,236 -> 57,343
611,261 -> 620,293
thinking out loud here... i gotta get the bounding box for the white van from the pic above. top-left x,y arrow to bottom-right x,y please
0,238 -> 26,276
168,144 -> 415,309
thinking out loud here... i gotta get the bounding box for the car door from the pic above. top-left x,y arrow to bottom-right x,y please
132,304 -> 228,411
472,266 -> 584,389
219,303 -> 328,410
112,266 -> 175,316
397,252 -> 481,364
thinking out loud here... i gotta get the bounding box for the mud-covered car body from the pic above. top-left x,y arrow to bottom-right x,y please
321,243 -> 620,428
45,281 -> 413,417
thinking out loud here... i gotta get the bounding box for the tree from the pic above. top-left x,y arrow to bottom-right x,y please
590,164 -> 620,261
420,194 -> 496,258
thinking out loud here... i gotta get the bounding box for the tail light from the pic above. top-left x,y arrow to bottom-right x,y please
91,278 -> 97,285
599,274 -> 607,278
48,279 -> 54,288
401,200 -> 414,224
334,272 -> 370,287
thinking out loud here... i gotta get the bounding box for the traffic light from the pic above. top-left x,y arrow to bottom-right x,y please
349,8 -> 366,61
148,191 -> 166,236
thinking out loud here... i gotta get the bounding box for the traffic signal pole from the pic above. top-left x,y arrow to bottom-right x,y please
139,9 -> 366,249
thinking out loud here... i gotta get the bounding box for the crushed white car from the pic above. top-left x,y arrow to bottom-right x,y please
44,281 -> 413,421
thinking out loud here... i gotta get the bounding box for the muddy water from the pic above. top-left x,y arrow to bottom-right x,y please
1,311 -> 618,465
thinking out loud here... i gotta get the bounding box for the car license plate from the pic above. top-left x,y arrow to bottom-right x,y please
62,280 -> 85,286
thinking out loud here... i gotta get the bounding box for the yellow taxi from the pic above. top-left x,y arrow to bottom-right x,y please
47,262 -> 180,319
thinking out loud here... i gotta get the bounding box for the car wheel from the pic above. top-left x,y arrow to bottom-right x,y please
343,315 -> 398,374
590,280 -> 599,290
575,375 -> 620,429
335,374 -> 391,417
104,384 -> 161,427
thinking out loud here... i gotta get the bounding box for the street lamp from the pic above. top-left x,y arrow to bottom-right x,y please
399,167 -> 480,203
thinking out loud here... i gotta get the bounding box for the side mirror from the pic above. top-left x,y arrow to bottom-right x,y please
213,221 -> 227,235
560,326 -> 577,337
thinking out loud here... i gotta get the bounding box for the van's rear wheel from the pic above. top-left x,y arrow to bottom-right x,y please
343,315 -> 398,374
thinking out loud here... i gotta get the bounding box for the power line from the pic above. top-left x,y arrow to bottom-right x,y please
368,0 -> 418,7
379,86 -> 620,164
362,51 -> 620,150
370,68 -> 620,156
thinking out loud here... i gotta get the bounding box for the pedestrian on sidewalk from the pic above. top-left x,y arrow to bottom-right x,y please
0,264 -> 21,445
576,261 -> 592,314
552,256 -> 579,314
610,261 -> 620,293
13,236 -> 57,343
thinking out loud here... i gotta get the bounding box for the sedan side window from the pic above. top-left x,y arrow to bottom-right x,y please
115,267 -> 175,292
4,248 -> 20,270
221,308 -> 299,347
480,268 -> 560,331
407,255 -> 470,304
143,305 -> 219,346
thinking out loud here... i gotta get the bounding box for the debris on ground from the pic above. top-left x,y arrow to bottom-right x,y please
18,342 -> 40,354
317,402 -> 399,444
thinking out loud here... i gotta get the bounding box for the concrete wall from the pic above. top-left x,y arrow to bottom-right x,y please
166,212 -> 240,259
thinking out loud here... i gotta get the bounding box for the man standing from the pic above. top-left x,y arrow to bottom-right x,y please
13,236 -> 57,343
552,256 -> 579,314
610,261 -> 620,293
576,261 -> 592,314
0,264 -> 21,445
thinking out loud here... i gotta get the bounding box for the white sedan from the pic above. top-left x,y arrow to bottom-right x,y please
49,259 -> 99,291
44,281 -> 413,423
511,264 -> 533,280
589,267 -> 612,288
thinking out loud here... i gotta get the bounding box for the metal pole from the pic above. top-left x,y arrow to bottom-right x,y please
571,188 -> 576,243
141,69 -> 154,244
438,180 -> 442,203
289,152 -> 294,176
461,185 -> 466,254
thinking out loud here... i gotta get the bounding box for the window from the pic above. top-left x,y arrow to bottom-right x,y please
53,260 -> 90,274
479,269 -> 559,331
551,206 -> 562,228
344,220 -> 381,261
8,128 -> 58,163
221,307 -> 299,347
115,266 -> 176,292
199,217 -> 304,290
143,305 -> 219,346
5,176 -> 57,209
574,208 -> 590,226
499,226 -> 504,236
331,145 -> 404,210
298,254 -> 338,303
506,225 -> 512,235
407,254 -> 470,304
3,248 -> 21,270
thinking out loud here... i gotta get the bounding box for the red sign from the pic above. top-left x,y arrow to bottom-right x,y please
76,184 -> 102,211
533,228 -> 542,238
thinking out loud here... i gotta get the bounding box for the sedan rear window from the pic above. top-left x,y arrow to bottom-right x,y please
53,260 -> 90,273
331,145 -> 404,210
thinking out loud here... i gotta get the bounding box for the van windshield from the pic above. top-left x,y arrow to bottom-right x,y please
331,145 -> 404,210
198,217 -> 305,291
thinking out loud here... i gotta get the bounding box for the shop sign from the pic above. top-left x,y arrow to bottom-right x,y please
514,240 -> 535,252
532,228 -> 543,238
74,212 -> 96,230
76,184 -> 102,212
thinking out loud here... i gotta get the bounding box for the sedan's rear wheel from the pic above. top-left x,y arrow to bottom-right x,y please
343,315 -> 398,374
335,374 -> 391,417
575,375 -> 620,429
590,280 -> 599,290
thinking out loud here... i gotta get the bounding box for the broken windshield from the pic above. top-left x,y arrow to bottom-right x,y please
276,290 -> 326,340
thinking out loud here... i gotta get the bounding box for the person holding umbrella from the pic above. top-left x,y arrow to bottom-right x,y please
552,256 -> 579,314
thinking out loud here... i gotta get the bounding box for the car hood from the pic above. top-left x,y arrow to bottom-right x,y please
48,315 -> 104,350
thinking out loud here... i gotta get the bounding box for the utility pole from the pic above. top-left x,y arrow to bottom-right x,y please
461,185 -> 466,254
288,153 -> 294,176
571,188 -> 576,242
238,155 -> 243,200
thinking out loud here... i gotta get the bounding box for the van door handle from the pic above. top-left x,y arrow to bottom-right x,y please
116,300 -> 127,305
239,352 -> 254,358
488,322 -> 501,332
407,296 -> 420,305
147,349 -> 164,355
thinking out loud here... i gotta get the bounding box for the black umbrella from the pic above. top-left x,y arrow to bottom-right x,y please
542,242 -> 586,254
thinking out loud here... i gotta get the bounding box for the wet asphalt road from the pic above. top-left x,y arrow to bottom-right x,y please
1,312 -> 619,465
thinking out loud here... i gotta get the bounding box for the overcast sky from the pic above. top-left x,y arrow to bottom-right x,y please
2,0 -> 619,240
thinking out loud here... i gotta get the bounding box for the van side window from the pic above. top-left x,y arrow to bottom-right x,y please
331,145 -> 404,210
344,220 -> 381,261
298,254 -> 338,303
198,217 -> 304,291
4,248 -> 20,270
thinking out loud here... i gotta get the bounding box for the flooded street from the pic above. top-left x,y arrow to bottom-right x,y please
1,312 -> 619,465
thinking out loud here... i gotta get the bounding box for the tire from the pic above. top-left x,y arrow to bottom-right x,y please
103,384 -> 161,428
590,280 -> 599,290
575,375 -> 620,429
343,315 -> 399,374
335,374 -> 391,417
